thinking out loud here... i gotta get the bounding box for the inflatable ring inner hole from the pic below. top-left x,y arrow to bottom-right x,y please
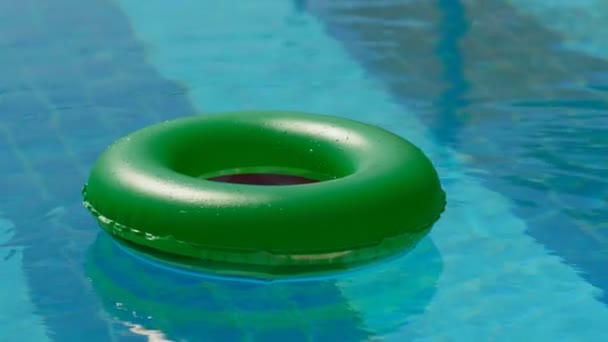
208,173 -> 320,186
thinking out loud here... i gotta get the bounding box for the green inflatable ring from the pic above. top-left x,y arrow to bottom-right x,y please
82,111 -> 446,280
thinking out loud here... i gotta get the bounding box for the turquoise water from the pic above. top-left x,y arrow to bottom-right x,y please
1,0 -> 607,341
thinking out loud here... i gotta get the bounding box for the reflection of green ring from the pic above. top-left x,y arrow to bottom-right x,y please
85,232 -> 443,340
82,111 -> 446,279
85,233 -> 374,339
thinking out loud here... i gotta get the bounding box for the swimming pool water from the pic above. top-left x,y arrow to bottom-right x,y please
1,0 -> 607,341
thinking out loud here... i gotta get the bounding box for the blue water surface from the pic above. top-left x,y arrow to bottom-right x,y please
1,0 -> 607,341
